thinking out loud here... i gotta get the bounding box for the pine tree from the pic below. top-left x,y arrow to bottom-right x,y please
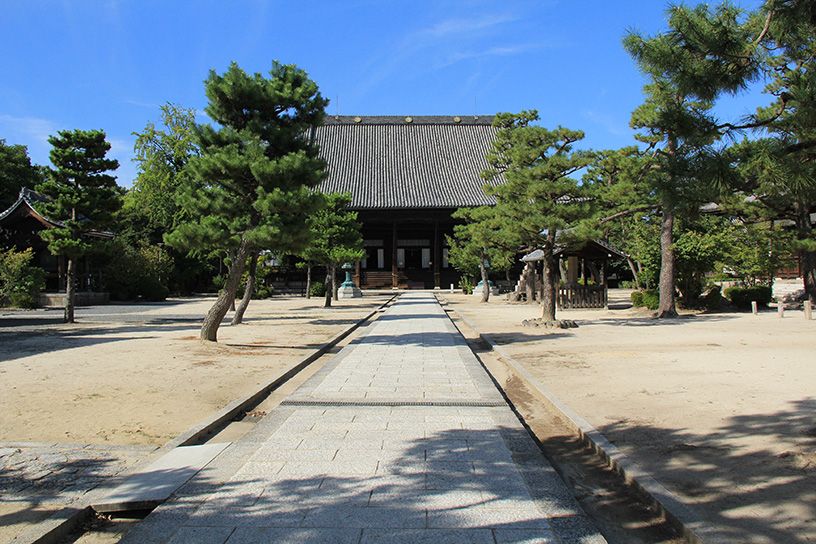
36,129 -> 120,323
624,3 -> 760,317
482,111 -> 594,321
166,62 -> 327,341
300,193 -> 364,308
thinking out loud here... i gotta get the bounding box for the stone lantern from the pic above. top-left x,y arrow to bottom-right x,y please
337,262 -> 362,299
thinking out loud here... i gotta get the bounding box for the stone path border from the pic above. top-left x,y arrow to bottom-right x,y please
10,295 -> 396,544
440,297 -> 715,544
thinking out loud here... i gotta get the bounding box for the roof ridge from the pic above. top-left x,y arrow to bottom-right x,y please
324,115 -> 494,126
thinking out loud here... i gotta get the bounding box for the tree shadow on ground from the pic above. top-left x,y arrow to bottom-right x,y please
576,313 -> 739,328
122,424 -> 605,543
0,447 -> 148,533
0,322 -> 198,364
592,398 -> 816,543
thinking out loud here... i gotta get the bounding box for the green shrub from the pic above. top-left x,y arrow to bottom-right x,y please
459,276 -> 474,295
631,289 -> 659,310
699,285 -> 724,312
255,285 -> 274,299
0,248 -> 45,308
641,290 -> 659,310
308,280 -> 326,297
103,242 -> 173,301
724,285 -> 772,310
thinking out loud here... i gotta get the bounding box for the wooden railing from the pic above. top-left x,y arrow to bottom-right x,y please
557,284 -> 607,309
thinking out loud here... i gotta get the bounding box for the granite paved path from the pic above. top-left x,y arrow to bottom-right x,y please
122,293 -> 606,544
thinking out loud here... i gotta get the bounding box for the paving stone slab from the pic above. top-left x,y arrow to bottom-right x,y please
93,443 -> 230,513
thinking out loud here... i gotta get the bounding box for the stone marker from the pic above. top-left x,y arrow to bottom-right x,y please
751,301 -> 758,315
92,443 -> 230,513
806,300 -> 813,321
778,303 -> 785,318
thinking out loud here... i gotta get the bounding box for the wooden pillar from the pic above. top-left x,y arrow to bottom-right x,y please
354,260 -> 362,288
391,221 -> 398,289
433,221 -> 441,289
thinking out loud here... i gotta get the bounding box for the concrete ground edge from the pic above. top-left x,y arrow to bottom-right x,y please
9,294 -> 397,544
439,297 -> 718,544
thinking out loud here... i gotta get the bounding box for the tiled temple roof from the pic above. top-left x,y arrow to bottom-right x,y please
314,115 -> 502,210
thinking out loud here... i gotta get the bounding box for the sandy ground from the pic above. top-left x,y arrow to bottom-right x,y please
0,294 -> 389,543
0,295 -> 390,446
446,290 -> 816,544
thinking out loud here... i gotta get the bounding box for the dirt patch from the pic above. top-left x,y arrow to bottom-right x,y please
447,291 -> 816,543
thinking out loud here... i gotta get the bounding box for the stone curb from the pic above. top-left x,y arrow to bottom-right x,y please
439,298 -> 717,544
10,295 -> 397,544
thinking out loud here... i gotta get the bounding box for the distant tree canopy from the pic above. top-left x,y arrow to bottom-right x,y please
447,206 -> 515,302
300,192 -> 364,308
125,103 -> 199,243
0,139 -> 45,210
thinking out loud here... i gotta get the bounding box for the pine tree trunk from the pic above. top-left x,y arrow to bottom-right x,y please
332,265 -> 339,301
231,251 -> 259,326
540,245 -> 558,322
305,265 -> 312,299
797,205 -> 816,305
524,263 -> 535,304
201,239 -> 251,342
657,204 -> 679,318
479,259 -> 490,303
64,256 -> 75,323
323,268 -> 332,308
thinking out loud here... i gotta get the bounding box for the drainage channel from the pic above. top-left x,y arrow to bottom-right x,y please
443,306 -> 686,544
54,300 -> 395,544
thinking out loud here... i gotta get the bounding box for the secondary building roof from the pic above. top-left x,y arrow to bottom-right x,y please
314,115 -> 502,210
0,188 -> 113,238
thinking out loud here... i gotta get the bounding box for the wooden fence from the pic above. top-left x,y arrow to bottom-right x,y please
557,284 -> 607,309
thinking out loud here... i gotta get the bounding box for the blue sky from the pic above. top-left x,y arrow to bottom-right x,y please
1,0 -> 766,188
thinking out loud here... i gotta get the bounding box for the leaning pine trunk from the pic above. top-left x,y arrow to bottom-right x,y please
626,256 -> 641,290
201,239 -> 251,342
231,251 -> 259,326
657,204 -> 679,318
64,256 -> 76,323
479,258 -> 490,303
323,267 -> 332,308
540,241 -> 557,322
305,264 -> 312,299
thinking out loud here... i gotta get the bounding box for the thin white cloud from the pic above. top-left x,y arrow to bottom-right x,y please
355,11 -> 532,97
419,13 -> 518,39
0,114 -> 57,147
434,43 -> 544,69
0,114 -> 136,187
582,110 -> 630,137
